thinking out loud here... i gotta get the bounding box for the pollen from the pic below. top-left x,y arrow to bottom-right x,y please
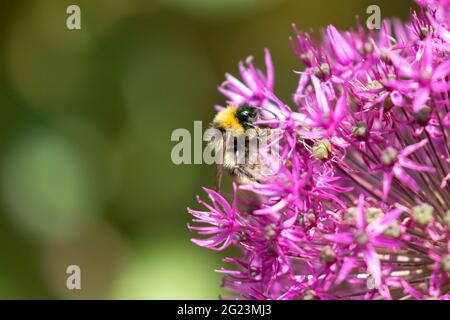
213,106 -> 245,134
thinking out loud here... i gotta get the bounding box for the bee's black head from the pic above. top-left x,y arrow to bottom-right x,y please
236,106 -> 258,129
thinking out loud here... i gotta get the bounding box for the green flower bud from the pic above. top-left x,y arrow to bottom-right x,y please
320,245 -> 336,264
351,121 -> 368,140
312,139 -> 332,160
383,96 -> 395,111
383,221 -> 401,238
368,80 -> 383,90
345,207 -> 357,223
381,147 -> 398,165
297,215 -> 304,226
313,66 -> 322,77
366,207 -> 383,223
414,105 -> 431,126
355,230 -> 369,245
303,290 -> 315,300
264,224 -> 277,240
249,266 -> 259,278
300,51 -> 314,64
412,203 -> 434,226
313,63 -> 331,79
307,212 -> 316,225
320,63 -> 330,76
420,26 -> 433,39
364,42 -> 373,54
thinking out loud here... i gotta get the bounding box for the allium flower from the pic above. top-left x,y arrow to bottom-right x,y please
188,185 -> 240,251
188,0 -> 450,300
217,48 -> 274,110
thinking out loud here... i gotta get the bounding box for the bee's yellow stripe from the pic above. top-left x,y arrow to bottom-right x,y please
213,106 -> 244,134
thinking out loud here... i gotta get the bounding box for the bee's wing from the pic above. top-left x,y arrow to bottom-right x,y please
241,128 -> 278,183
215,133 -> 227,192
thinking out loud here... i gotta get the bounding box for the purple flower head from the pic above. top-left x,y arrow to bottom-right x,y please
218,49 -> 274,110
189,0 -> 450,300
325,25 -> 360,66
188,184 -> 240,251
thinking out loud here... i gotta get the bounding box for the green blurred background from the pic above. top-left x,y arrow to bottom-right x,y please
0,0 -> 410,299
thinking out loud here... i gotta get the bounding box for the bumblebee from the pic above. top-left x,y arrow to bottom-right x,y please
208,105 -> 272,191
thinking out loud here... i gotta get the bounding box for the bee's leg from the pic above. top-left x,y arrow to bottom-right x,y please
230,165 -> 261,184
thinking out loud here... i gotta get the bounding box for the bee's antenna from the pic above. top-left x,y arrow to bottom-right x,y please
258,106 -> 279,119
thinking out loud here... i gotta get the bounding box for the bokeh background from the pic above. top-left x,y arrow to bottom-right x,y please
0,0 -> 412,299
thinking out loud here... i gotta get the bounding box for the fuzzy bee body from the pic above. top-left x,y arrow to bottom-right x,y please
209,105 -> 273,190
